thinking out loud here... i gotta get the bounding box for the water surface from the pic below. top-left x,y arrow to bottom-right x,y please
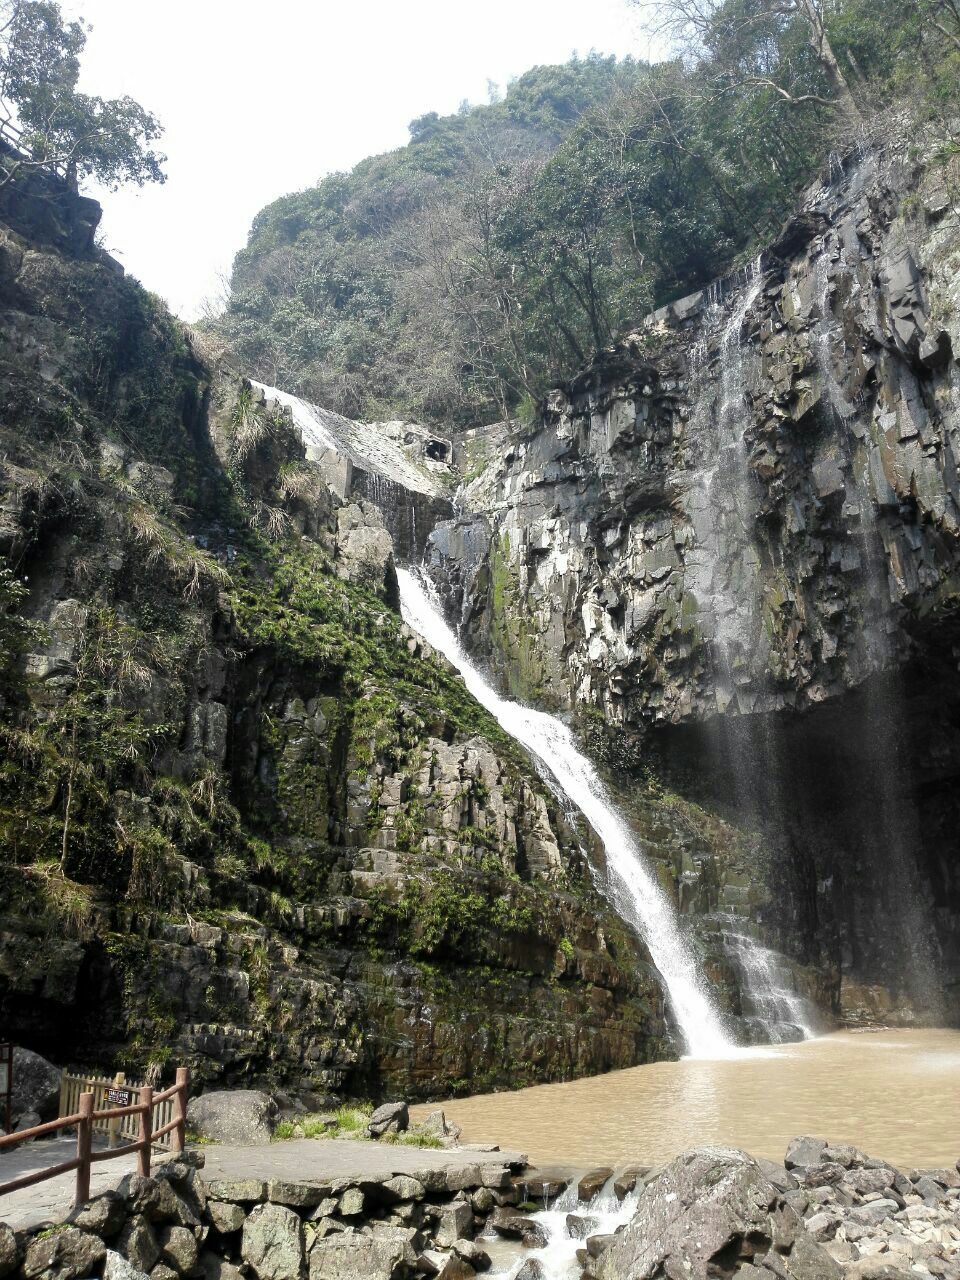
412,1030 -> 960,1170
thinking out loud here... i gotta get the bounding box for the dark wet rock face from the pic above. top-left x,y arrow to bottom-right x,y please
436,135 -> 960,1026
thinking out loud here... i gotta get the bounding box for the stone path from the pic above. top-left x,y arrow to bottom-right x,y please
0,1136 -> 177,1232
200,1138 -> 527,1185
0,1138 -> 526,1232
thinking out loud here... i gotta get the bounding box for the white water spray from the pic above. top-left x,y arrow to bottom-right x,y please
397,567 -> 734,1059
723,930 -> 816,1043
487,1176 -> 642,1280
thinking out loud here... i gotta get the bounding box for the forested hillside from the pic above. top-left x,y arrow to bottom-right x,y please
215,0 -> 960,428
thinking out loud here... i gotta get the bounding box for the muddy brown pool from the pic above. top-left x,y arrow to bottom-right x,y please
410,1029 -> 960,1170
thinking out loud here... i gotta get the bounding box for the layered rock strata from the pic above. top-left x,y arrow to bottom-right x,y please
428,129 -> 960,1025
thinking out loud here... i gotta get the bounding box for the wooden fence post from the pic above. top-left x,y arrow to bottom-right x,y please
57,1073 -> 69,1139
137,1085 -> 153,1178
107,1072 -> 125,1150
75,1091 -> 93,1207
171,1067 -> 189,1155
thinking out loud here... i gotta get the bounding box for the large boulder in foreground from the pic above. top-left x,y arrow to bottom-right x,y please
187,1090 -> 277,1145
12,1046 -> 61,1123
367,1101 -> 408,1138
593,1147 -> 840,1280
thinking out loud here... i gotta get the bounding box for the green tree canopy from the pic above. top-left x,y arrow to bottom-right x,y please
0,0 -> 165,190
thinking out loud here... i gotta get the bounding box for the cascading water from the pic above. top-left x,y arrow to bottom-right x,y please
683,258 -> 766,715
710,255 -> 765,678
807,244 -> 944,1019
485,1176 -> 642,1280
397,567 -> 734,1059
723,929 -> 816,1044
252,380 -> 438,562
250,380 -> 340,453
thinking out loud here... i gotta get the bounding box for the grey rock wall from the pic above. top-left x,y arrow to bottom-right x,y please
429,132 -> 960,1026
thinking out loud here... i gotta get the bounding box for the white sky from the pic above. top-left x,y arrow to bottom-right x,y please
62,0 -> 645,321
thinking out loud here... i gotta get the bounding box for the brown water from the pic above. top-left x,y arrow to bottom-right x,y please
411,1030 -> 960,1171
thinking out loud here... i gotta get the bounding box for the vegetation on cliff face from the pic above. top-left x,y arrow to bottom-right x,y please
216,0 -> 960,428
0,171 -> 670,1092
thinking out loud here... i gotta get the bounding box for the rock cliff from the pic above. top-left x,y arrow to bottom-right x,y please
0,172 -> 666,1098
429,127 -> 960,1027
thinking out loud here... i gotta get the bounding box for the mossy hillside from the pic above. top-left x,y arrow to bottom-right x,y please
0,202 -> 669,1093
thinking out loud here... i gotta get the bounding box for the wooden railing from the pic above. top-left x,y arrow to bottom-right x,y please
0,1044 -> 11,1135
59,1072 -> 180,1151
0,1066 -> 189,1208
0,117 -> 71,183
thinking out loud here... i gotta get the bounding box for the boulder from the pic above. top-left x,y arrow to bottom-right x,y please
451,1240 -> 490,1271
197,1258 -> 246,1280
117,1217 -> 161,1272
187,1090 -> 277,1145
587,1234 -> 618,1259
153,1179 -> 202,1228
366,1101 -> 408,1137
613,1166 -> 651,1200
23,1227 -> 106,1280
379,1175 -> 425,1203
470,1187 -> 495,1213
421,1110 -> 462,1145
309,1230 -> 416,1280
15,1108 -> 42,1133
434,1201 -> 473,1247
417,1253 -> 475,1280
566,1214 -> 600,1240
910,1167 -> 960,1187
593,1147 -> 838,1280
487,1209 -> 545,1248
117,1174 -> 163,1220
913,1175 -> 950,1201
103,1252 -> 150,1280
206,1200 -> 246,1234
515,1262 -> 546,1280
578,1168 -> 614,1202
822,1145 -> 866,1169
204,1178 -> 267,1203
843,1168 -> 894,1197
11,1047 -> 62,1121
267,1181 -> 330,1209
522,1175 -> 568,1203
0,1225 -> 19,1280
156,1226 -> 199,1275
337,1187 -> 365,1217
804,1163 -> 844,1189
69,1191 -> 127,1239
918,329 -> 953,370
757,1160 -> 799,1193
786,1137 -> 828,1170
241,1203 -> 304,1280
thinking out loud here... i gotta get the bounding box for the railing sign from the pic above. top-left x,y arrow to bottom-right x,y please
107,1087 -> 131,1106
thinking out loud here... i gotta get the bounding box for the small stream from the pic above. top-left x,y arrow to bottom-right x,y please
484,1176 -> 642,1280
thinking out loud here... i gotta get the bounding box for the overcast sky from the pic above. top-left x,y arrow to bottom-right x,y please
63,0 -> 644,321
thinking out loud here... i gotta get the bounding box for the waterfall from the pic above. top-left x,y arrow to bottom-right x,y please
250,380 -> 340,453
488,1175 -> 641,1280
723,930 -> 816,1044
397,567 -> 734,1059
711,256 -> 765,675
683,258 -> 766,715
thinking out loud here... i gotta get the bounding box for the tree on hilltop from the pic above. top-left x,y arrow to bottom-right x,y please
0,0 -> 165,190
633,0 -> 863,127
